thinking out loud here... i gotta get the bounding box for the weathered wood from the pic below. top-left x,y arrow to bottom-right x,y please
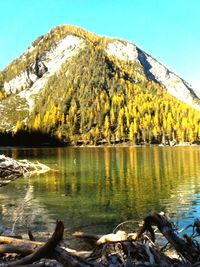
0,236 -> 43,246
136,212 -> 200,263
9,264 -> 45,267
53,247 -> 92,267
0,243 -> 40,255
0,155 -> 50,186
72,231 -> 100,247
1,214 -> 200,266
0,222 -> 96,267
0,221 -> 64,266
63,247 -> 92,259
28,230 -> 36,242
0,236 -> 92,260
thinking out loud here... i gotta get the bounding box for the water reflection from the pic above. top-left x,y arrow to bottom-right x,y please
1,146 -> 200,234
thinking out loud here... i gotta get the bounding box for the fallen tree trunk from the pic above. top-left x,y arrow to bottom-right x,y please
136,212 -> 200,264
0,213 -> 200,266
0,236 -> 43,245
53,247 -> 93,267
0,154 -> 50,186
0,243 -> 40,255
0,237 -> 92,260
0,222 -> 95,267
0,221 -> 64,266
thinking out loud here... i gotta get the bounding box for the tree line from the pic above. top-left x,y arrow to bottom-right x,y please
16,42 -> 200,146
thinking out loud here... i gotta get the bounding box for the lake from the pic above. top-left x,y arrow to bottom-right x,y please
0,146 -> 200,236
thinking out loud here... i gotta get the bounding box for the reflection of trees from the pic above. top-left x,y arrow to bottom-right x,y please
38,147 -> 200,225
1,147 -> 200,234
160,147 -> 200,222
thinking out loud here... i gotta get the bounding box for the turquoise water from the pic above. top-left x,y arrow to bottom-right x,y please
0,146 -> 200,236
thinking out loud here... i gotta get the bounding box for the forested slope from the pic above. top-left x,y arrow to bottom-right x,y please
0,25 -> 200,145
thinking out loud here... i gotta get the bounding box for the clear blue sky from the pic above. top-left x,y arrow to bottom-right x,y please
0,0 -> 200,90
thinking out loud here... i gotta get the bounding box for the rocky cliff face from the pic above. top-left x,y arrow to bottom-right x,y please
106,40 -> 199,109
4,35 -> 84,110
3,33 -> 199,110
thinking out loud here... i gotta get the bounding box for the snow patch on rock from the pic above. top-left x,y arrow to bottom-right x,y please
106,41 -> 138,61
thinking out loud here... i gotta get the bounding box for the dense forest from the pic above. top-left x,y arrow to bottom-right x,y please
1,25 -> 200,146
21,44 -> 200,145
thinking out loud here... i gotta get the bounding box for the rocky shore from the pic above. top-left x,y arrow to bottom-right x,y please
0,212 -> 199,266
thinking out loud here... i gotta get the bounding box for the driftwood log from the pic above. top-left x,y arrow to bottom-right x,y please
0,154 -> 50,186
0,222 -> 95,267
136,212 -> 200,264
0,213 -> 200,266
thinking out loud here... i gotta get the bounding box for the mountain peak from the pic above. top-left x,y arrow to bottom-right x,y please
0,25 -> 200,145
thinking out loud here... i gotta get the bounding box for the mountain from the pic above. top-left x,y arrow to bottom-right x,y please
0,24 -> 200,145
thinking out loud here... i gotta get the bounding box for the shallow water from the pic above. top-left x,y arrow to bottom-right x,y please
0,146 -> 200,236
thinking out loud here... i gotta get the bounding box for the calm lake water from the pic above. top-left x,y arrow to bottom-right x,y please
1,146 -> 200,236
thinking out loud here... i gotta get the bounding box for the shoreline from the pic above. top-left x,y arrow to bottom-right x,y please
0,142 -> 200,149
